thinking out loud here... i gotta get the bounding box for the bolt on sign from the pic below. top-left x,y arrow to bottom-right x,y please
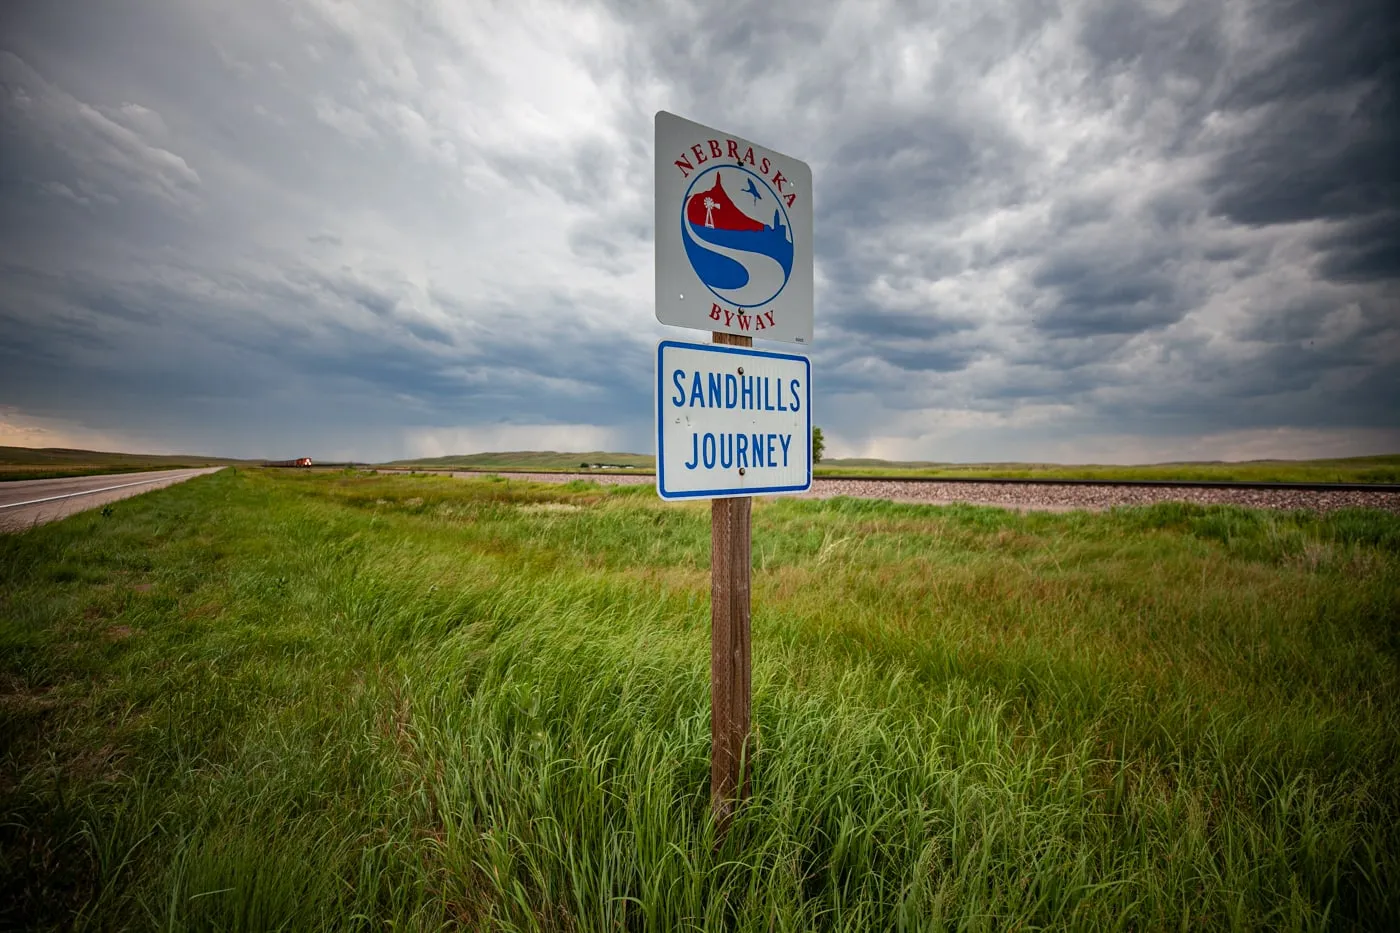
656,340 -> 812,500
655,111 -> 814,346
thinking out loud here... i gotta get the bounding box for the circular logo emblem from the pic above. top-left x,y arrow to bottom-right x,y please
681,165 -> 794,309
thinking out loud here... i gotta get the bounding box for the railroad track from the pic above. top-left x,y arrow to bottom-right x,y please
384,468 -> 1400,494
374,469 -> 1400,514
817,475 -> 1400,493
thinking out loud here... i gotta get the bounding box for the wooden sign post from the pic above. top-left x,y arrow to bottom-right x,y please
653,111 -> 813,831
709,331 -> 753,826
654,334 -> 810,828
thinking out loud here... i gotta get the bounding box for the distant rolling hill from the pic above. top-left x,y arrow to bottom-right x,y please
820,457 -> 959,469
0,446 -> 248,481
12,445 -> 1394,485
385,450 -> 655,471
383,450 -> 1400,484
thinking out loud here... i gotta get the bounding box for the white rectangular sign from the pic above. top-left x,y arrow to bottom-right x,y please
655,111 -> 813,345
656,340 -> 811,500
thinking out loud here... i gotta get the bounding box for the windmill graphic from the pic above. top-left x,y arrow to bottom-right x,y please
702,196 -> 718,228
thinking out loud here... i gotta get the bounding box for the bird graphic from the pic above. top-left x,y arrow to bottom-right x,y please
742,178 -> 763,204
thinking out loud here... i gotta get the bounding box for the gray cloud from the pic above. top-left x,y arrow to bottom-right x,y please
1030,254 -> 1184,338
0,0 -> 1396,463
1204,0 -> 1399,285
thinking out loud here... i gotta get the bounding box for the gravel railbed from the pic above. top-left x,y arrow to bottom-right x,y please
455,472 -> 1400,514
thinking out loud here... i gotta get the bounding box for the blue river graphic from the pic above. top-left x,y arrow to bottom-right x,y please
682,171 -> 794,308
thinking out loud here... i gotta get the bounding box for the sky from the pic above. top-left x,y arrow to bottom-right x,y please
1,0 -> 1396,464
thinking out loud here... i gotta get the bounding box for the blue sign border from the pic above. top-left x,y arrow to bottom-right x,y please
656,339 -> 812,500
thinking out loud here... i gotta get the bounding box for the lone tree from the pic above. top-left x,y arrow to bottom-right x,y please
811,426 -> 825,464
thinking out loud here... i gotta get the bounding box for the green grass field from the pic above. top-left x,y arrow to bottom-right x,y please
2,469 -> 1398,930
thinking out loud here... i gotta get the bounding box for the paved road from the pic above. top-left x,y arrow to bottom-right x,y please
0,468 -> 222,533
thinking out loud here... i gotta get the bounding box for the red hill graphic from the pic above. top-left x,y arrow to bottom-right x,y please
686,174 -> 764,232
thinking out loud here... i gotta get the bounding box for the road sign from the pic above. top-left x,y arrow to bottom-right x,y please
656,339 -> 811,500
655,111 -> 813,346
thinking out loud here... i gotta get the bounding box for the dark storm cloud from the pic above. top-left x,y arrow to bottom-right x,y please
878,345 -> 978,374
1204,0 -> 1399,282
832,310 -> 975,342
822,119 -> 991,230
1208,87 -> 1397,229
0,252 -> 656,458
1222,0 -> 1397,108
1317,213 -> 1400,283
1079,0 -> 1226,111
1030,254 -> 1184,337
